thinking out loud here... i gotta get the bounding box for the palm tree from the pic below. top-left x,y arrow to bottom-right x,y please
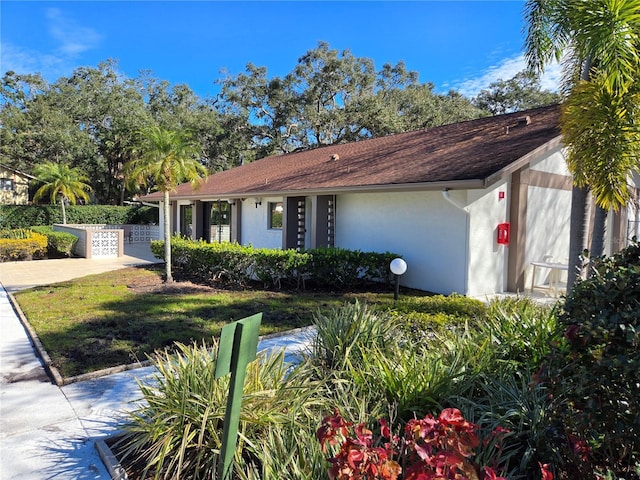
126,125 -> 207,283
33,162 -> 92,224
524,0 -> 640,289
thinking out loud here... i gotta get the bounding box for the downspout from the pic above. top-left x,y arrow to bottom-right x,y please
442,189 -> 470,295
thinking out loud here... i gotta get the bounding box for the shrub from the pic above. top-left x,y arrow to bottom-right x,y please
476,297 -> 558,369
30,226 -> 78,257
542,241 -> 640,477
389,294 -> 487,342
0,204 -> 157,228
153,237 -> 400,291
0,229 -> 48,261
452,372 -> 564,479
309,300 -> 399,372
158,238 -> 259,287
317,407 -> 515,480
252,247 -> 309,289
304,247 -> 397,289
117,340 -> 326,479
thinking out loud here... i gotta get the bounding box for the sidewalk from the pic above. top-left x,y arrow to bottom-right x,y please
0,245 -> 313,479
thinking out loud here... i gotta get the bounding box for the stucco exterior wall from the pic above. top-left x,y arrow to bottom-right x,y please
524,147 -> 572,288
524,186 -> 572,287
530,149 -> 570,176
334,191 -> 468,295
240,197 -> 283,249
0,166 -> 30,205
466,182 -> 510,297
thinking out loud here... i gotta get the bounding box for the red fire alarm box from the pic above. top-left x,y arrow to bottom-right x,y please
497,222 -> 510,245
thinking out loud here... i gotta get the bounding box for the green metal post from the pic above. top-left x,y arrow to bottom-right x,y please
214,313 -> 262,480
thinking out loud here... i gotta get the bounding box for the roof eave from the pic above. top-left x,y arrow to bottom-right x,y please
155,179 -> 487,202
483,136 -> 564,188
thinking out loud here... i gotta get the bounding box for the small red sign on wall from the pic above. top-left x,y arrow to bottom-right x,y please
497,223 -> 510,245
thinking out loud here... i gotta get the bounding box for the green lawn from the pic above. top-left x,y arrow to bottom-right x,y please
14,265 -> 408,377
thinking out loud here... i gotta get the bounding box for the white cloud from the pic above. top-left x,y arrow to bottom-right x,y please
46,8 -> 103,56
0,9 -> 102,79
0,42 -> 66,78
452,54 -> 562,98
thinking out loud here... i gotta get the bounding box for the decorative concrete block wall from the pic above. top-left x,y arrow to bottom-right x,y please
53,224 -> 159,258
54,224 -> 123,258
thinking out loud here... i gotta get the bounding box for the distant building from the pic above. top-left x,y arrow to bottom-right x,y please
0,164 -> 34,205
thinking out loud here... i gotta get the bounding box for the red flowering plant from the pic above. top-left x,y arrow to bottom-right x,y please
317,407 -> 514,480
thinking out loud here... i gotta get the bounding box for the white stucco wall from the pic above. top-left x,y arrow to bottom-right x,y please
466,182 -> 510,297
530,148 -> 569,175
334,191 -> 468,295
525,185 -> 572,287
524,143 -> 573,289
240,197 -> 283,249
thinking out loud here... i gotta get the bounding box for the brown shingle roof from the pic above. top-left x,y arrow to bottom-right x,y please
144,104 -> 561,200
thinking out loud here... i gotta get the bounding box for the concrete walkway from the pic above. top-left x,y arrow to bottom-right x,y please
0,244 -> 313,479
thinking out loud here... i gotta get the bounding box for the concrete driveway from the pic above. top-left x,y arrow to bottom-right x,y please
0,243 -> 162,293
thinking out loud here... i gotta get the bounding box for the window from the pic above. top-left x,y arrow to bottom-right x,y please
0,178 -> 13,191
269,202 -> 283,229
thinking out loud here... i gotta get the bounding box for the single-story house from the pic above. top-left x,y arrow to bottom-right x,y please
0,164 -> 34,205
143,104 -> 639,297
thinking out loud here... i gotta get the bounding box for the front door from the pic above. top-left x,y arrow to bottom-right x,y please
180,204 -> 193,237
211,200 -> 231,243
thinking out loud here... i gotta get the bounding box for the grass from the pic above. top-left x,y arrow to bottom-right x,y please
13,265 -> 414,378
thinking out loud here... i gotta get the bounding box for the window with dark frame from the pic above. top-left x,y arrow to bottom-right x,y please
269,202 -> 283,229
0,178 -> 13,191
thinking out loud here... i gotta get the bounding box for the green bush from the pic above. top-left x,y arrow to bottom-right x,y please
117,340 -> 326,479
0,204 -> 157,229
309,300 -> 399,372
389,294 -> 487,341
153,237 -> 400,291
113,296 -> 567,479
310,298 -> 561,475
30,226 -> 78,257
158,238 -> 259,287
252,248 -> 309,289
0,229 -> 48,261
543,241 -> 640,477
303,247 -> 397,289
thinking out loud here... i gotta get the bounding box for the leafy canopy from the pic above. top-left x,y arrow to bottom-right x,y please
126,125 -> 207,193
32,162 -> 92,205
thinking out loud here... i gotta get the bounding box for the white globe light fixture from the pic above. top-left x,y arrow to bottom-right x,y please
390,258 -> 407,300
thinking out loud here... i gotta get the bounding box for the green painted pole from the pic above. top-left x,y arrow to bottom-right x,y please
214,313 -> 262,480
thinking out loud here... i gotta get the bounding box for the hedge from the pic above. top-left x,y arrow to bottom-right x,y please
29,226 -> 78,257
0,229 -> 48,261
151,237 -> 400,290
0,205 -> 158,229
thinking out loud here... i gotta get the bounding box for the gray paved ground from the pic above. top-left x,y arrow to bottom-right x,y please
0,244 -> 162,479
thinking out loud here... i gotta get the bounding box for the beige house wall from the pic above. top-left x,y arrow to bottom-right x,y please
0,165 -> 31,205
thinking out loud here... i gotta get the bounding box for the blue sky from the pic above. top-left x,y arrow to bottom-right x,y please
0,1 -> 561,99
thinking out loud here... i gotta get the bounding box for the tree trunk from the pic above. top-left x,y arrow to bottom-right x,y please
589,203 -> 608,261
60,195 -> 67,224
567,185 -> 590,291
163,190 -> 173,283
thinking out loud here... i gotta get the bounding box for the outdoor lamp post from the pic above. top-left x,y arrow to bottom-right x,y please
390,258 -> 407,301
